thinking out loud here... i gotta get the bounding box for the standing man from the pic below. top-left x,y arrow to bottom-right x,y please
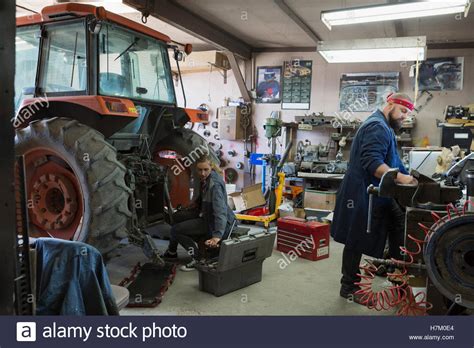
163,154 -> 236,271
331,93 -> 417,303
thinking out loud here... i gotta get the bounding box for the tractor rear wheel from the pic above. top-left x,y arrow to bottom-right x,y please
154,128 -> 218,207
15,117 -> 132,254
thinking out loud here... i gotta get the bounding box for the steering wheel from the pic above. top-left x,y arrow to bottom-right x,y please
99,72 -> 127,96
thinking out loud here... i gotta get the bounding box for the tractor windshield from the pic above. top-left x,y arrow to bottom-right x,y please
99,23 -> 175,104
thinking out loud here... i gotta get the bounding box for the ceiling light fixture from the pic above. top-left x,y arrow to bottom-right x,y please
317,36 -> 426,63
321,0 -> 471,30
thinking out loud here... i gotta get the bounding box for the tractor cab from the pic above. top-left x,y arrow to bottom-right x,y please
16,4 -> 178,133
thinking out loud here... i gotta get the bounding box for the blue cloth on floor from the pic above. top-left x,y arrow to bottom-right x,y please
34,238 -> 119,315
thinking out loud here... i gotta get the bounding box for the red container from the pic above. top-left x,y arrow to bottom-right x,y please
276,217 -> 330,261
244,206 -> 269,216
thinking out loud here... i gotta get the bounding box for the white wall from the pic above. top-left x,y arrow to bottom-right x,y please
177,48 -> 474,188
174,66 -> 247,186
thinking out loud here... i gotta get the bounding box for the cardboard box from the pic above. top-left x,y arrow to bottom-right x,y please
229,184 -> 266,212
294,208 -> 306,219
170,51 -> 230,73
188,51 -> 229,69
303,189 -> 337,211
278,207 -> 306,219
225,184 -> 237,194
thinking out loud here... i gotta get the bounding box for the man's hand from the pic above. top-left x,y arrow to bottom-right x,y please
205,237 -> 221,248
396,173 -> 418,185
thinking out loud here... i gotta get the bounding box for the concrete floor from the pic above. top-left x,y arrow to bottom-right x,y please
106,223 -> 396,316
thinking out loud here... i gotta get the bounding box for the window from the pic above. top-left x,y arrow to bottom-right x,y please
15,26 -> 40,110
98,23 -> 175,104
40,21 -> 87,94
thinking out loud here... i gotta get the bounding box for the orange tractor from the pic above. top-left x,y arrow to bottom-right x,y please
14,4 -> 215,264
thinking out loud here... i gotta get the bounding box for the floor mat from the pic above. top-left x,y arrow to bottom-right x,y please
119,262 -> 177,307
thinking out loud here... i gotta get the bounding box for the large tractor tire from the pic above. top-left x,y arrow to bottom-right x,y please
15,117 -> 132,254
154,128 -> 218,207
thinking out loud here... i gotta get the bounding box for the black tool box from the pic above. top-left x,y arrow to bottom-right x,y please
196,230 -> 276,297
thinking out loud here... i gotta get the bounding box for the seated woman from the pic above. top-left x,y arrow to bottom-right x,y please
163,154 -> 236,271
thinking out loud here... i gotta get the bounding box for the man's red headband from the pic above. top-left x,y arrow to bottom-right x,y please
386,93 -> 414,111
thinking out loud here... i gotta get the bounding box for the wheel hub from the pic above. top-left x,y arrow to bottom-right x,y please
31,173 -> 78,230
424,213 -> 474,309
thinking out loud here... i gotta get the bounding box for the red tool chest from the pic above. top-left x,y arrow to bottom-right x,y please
276,217 -> 330,261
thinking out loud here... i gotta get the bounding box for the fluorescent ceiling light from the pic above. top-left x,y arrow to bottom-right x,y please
317,36 -> 426,63
321,0 -> 471,30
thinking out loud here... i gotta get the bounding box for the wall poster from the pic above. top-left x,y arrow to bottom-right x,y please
282,60 -> 312,110
339,72 -> 399,112
410,57 -> 464,91
256,66 -> 282,103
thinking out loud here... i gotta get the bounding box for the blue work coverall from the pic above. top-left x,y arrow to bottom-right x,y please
331,109 -> 407,258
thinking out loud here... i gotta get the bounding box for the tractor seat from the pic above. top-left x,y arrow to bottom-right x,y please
99,72 -> 127,96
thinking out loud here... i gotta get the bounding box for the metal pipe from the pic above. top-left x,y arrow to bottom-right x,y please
277,140 -> 293,171
366,185 -> 379,234
367,193 -> 373,234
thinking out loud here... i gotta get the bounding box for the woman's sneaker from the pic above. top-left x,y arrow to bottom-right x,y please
180,260 -> 197,272
163,250 -> 178,260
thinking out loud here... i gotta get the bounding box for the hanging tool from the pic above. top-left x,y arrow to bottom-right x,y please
224,168 -> 238,183
413,90 -> 433,114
